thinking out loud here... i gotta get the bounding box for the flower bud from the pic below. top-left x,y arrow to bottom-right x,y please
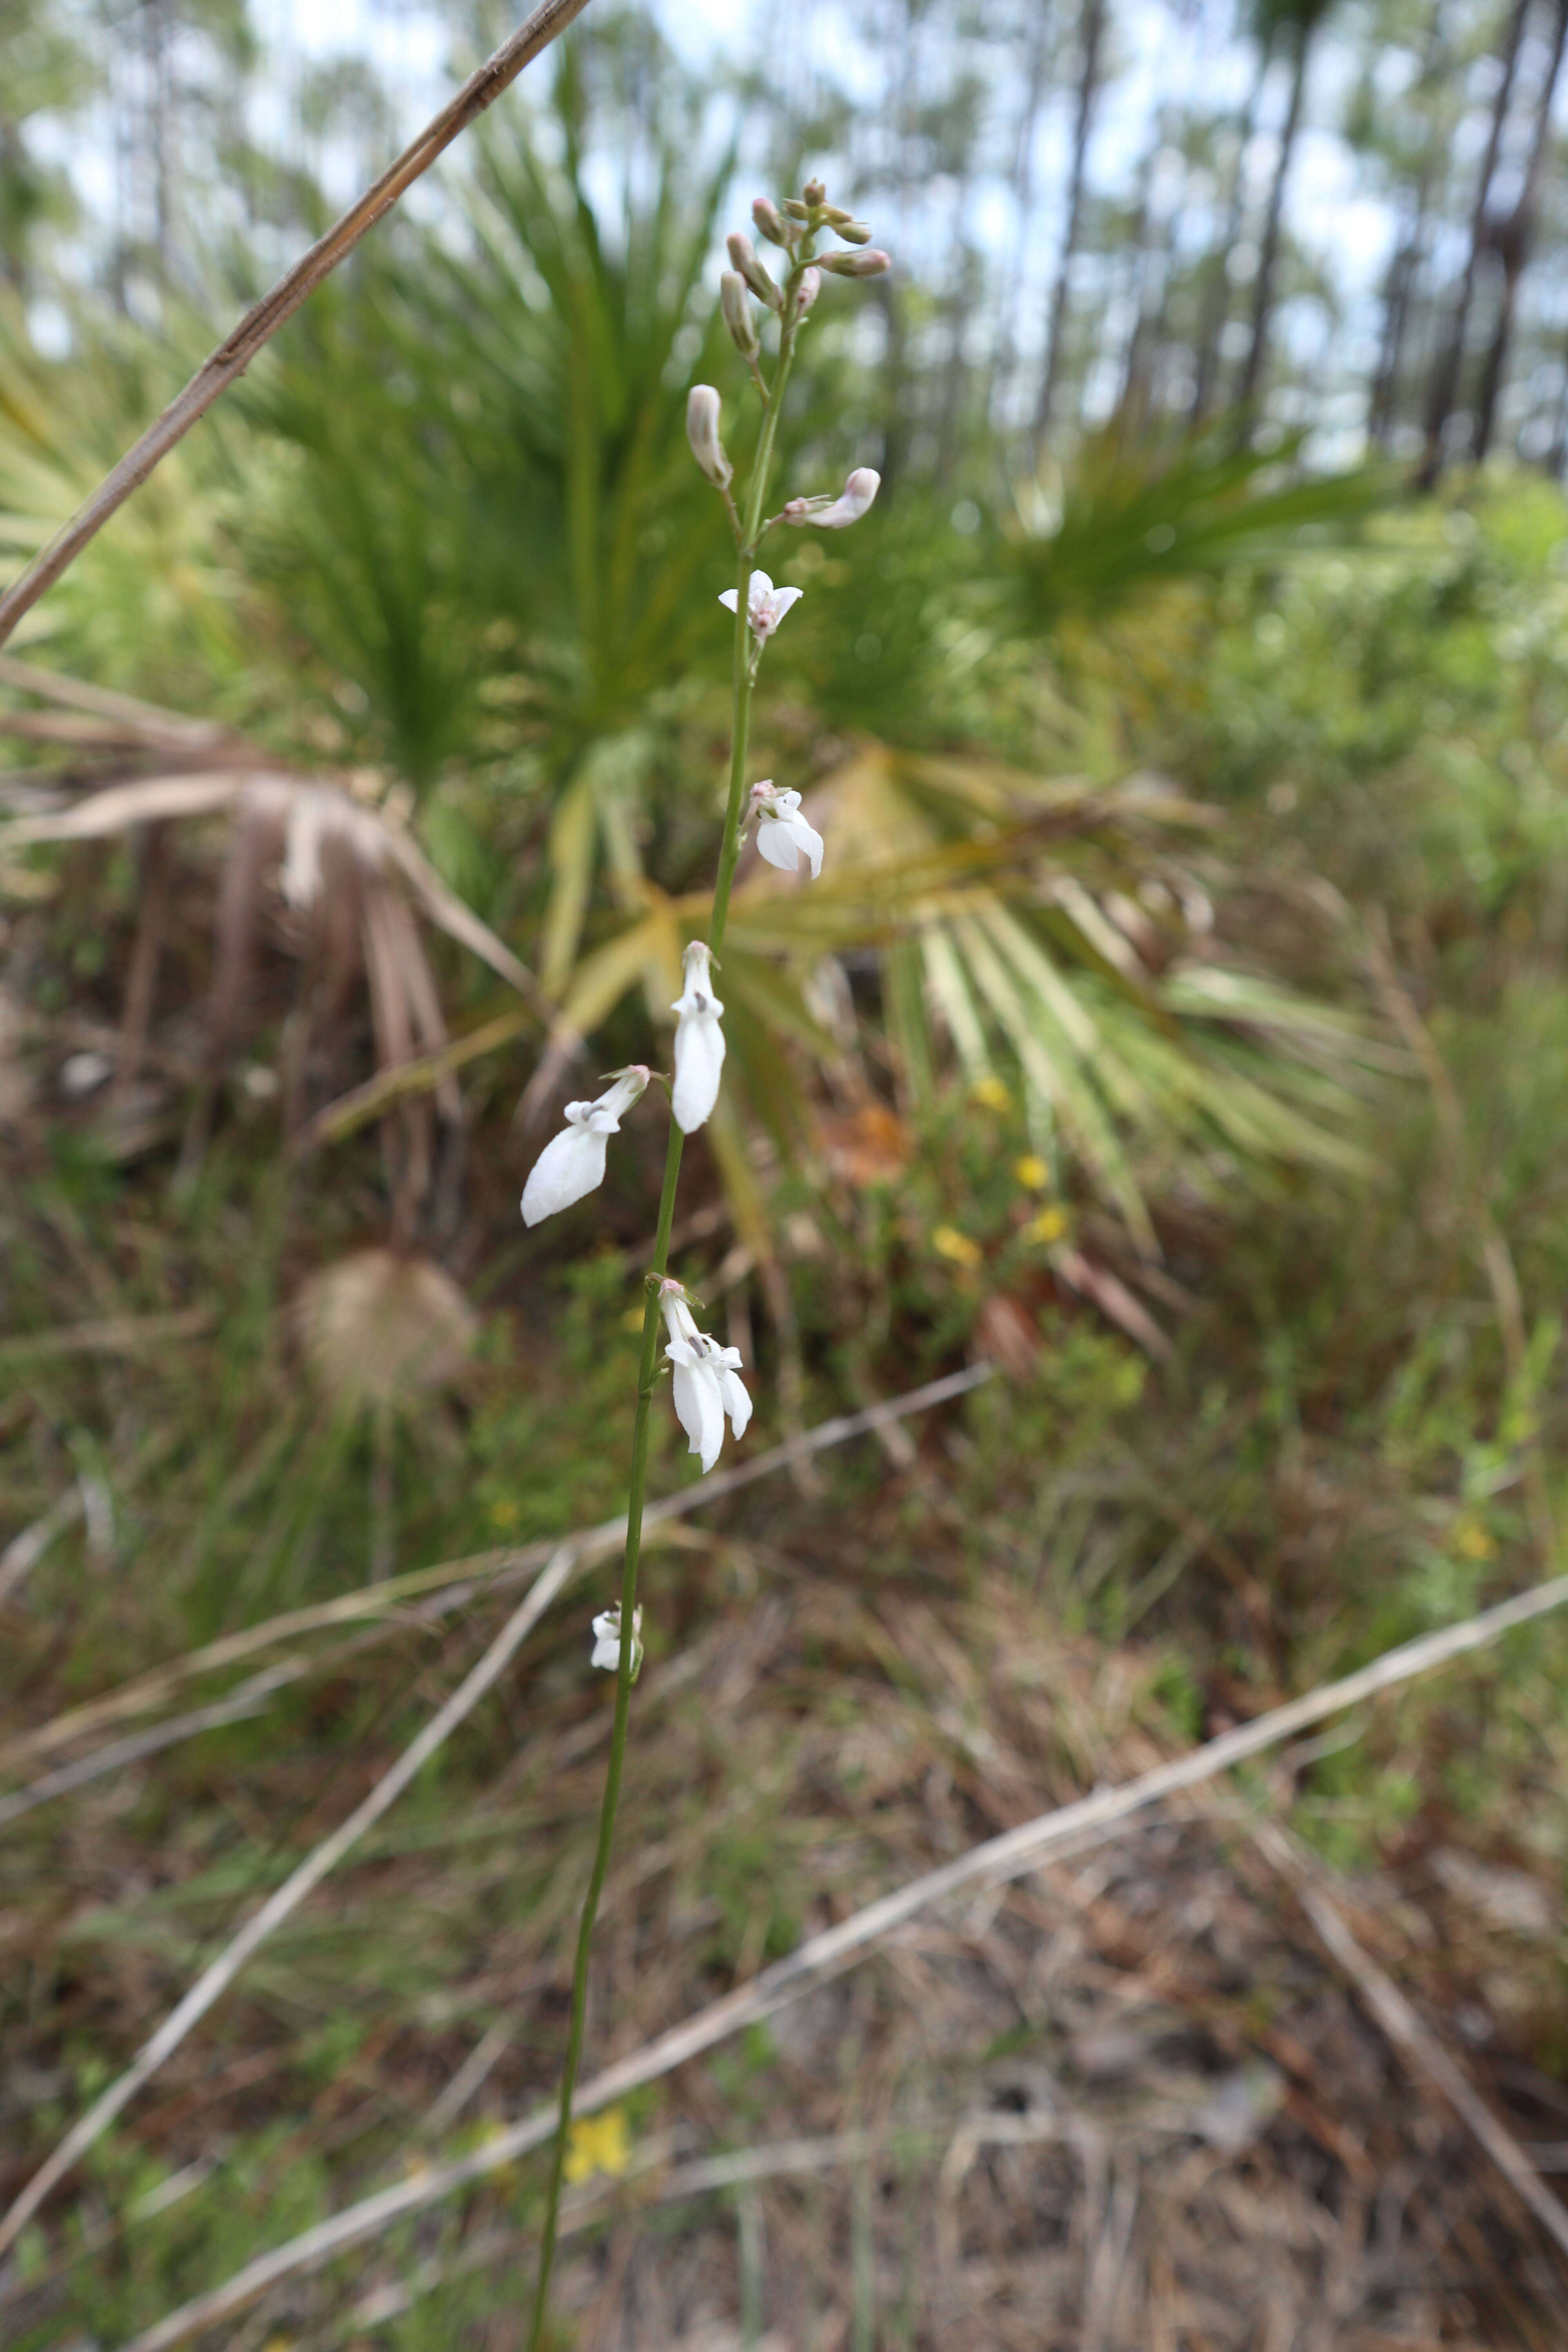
818,248 -> 892,278
727,230 -> 782,312
834,220 -> 873,245
795,267 -> 821,319
782,198 -> 811,222
752,196 -> 790,247
802,177 -> 826,206
720,270 -> 759,360
821,204 -> 854,225
685,385 -> 731,489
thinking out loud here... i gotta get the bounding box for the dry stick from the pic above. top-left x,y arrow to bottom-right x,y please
0,1546 -> 579,2261
1253,1819 -> 1568,2265
1,1364 -> 994,1779
0,0 -> 593,652
118,1566 -> 1568,2352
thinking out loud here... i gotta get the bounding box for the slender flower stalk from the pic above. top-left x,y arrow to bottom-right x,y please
524,183 -> 887,2348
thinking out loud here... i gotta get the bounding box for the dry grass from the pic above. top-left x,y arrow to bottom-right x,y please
4,1437 -> 1567,2347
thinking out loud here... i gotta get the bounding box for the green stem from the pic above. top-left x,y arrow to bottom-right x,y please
525,255 -> 810,2350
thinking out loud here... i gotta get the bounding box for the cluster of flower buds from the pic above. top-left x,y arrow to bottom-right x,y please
713,179 -> 889,373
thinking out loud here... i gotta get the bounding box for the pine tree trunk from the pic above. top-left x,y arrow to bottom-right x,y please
1368,0 -> 1448,448
1190,56 -> 1269,430
1234,25 -> 1310,434
1474,0 -> 1568,460
1418,0 -> 1530,485
1033,0 -> 1107,456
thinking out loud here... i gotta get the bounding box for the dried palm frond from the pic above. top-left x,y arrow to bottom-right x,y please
0,666 -> 545,1216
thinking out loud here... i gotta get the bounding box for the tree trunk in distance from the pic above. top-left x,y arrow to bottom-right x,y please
1418,0 -> 1530,485
1033,0 -> 1107,459
1190,52 -> 1269,430
1234,22 -> 1311,437
1474,0 -> 1568,460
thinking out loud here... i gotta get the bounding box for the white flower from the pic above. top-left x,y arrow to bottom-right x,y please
749,781 -> 823,879
661,1286 -> 752,1472
670,940 -> 725,1133
590,1603 -> 643,1679
520,1066 -> 650,1227
781,468 -> 880,530
719,568 -> 804,644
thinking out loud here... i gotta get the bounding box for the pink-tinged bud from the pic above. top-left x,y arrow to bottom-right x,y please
752,196 -> 790,247
720,270 -> 759,360
686,385 -> 731,489
727,230 -> 782,312
818,248 -> 891,278
802,177 -> 826,206
780,467 -> 881,529
782,198 -> 811,222
834,220 -> 873,245
795,267 -> 821,319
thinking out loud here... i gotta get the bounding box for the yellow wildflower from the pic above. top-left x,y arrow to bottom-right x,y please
564,2107 -> 632,2183
932,1225 -> 983,1269
1024,1207 -> 1067,1245
970,1075 -> 1011,1111
1453,1517 -> 1496,1561
1013,1155 -> 1048,1190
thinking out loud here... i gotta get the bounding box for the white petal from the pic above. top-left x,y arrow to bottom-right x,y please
785,809 -> 824,878
749,570 -> 775,602
520,1124 -> 608,1225
719,588 -> 740,613
662,1295 -> 702,1348
756,818 -> 799,873
717,1362 -> 752,1440
671,1358 -> 726,1471
672,1012 -> 725,1132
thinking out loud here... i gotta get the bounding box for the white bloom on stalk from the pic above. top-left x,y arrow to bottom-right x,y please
782,468 -> 880,531
719,568 -> 803,645
590,1603 -> 643,1679
670,941 -> 725,1133
686,385 -> 731,488
520,1066 -> 650,1227
661,1285 -> 752,1473
749,781 -> 823,879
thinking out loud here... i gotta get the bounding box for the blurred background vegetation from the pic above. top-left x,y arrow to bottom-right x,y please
4,0 -> 1568,2343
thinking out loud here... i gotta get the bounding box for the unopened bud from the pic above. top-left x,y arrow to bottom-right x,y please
795,267 -> 821,319
685,384 -> 731,489
782,198 -> 811,222
720,270 -> 759,360
818,248 -> 892,279
752,196 -> 790,247
726,230 -> 782,313
834,220 -> 873,245
802,178 -> 826,206
821,204 -> 854,225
